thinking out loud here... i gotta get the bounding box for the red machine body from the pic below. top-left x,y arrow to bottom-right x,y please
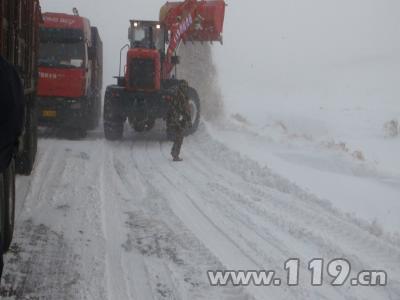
38,67 -> 86,98
125,48 -> 161,92
39,13 -> 87,30
161,0 -> 226,81
124,0 -> 226,92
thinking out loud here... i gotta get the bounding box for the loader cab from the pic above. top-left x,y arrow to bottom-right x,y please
128,20 -> 166,54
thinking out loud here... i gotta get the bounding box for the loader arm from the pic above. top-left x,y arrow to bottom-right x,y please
160,0 -> 226,78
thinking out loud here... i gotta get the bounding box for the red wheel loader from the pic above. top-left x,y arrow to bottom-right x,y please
103,0 -> 226,140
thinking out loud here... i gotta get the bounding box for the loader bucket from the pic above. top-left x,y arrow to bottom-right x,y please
160,0 -> 226,43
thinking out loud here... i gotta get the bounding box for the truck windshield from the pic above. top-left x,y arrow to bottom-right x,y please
39,42 -> 85,68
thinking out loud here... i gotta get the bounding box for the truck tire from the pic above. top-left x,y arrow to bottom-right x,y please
104,90 -> 124,141
16,103 -> 37,175
0,160 -> 16,253
86,95 -> 101,130
185,87 -> 201,135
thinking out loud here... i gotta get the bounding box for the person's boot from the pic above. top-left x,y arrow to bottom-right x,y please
173,156 -> 183,162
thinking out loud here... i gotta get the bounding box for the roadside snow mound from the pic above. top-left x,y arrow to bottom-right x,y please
178,43 -> 224,120
384,119 -> 399,138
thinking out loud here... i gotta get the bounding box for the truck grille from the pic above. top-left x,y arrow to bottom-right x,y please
129,58 -> 155,90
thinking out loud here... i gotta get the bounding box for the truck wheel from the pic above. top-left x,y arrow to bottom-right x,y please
16,103 -> 37,175
185,87 -> 201,136
0,160 -> 16,253
86,95 -> 101,130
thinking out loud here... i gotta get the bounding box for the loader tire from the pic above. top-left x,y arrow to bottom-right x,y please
185,87 -> 201,136
16,103 -> 37,175
104,90 -> 124,141
104,121 -> 123,141
0,160 -> 16,253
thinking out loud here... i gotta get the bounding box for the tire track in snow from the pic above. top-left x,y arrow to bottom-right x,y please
3,137 -> 108,299
152,131 -> 400,299
100,142 -> 156,300
183,128 -> 400,298
154,140 -> 342,300
129,140 -> 253,300
189,128 -> 400,256
136,140 -> 293,300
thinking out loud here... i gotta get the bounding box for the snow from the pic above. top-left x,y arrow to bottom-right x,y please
211,0 -> 400,239
2,0 -> 400,299
4,127 -> 399,299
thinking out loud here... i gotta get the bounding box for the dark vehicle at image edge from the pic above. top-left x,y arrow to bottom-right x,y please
0,0 -> 41,278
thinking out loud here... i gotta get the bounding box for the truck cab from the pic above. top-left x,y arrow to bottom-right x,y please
37,12 -> 103,137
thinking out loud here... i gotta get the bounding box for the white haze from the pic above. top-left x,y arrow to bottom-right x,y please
213,0 -> 400,118
41,0 -> 400,117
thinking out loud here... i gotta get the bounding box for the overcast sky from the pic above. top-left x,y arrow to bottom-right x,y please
40,0 -> 400,112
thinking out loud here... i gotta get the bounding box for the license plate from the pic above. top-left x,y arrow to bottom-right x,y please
42,110 -> 57,117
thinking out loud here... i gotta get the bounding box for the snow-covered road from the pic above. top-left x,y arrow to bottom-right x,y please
1,123 -> 399,300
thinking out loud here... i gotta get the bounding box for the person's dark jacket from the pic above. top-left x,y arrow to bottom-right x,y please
166,85 -> 192,130
0,55 -> 25,172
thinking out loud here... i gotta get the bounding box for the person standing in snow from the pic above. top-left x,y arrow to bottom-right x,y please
0,54 -> 25,279
166,81 -> 192,161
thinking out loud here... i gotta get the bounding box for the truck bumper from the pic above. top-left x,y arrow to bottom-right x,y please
37,96 -> 87,128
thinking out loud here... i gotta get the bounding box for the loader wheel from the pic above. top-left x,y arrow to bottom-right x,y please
104,121 -> 124,141
185,87 -> 201,136
0,160 -> 16,253
104,90 -> 124,141
16,103 -> 37,175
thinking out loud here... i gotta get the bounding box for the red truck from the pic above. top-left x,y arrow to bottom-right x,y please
0,0 -> 41,276
37,11 -> 103,137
